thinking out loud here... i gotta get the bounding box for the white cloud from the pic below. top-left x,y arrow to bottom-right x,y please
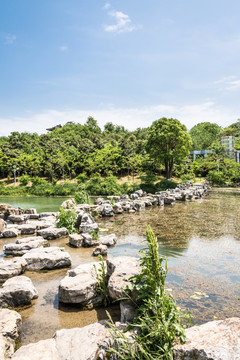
104,10 -> 136,33
0,101 -> 237,136
215,76 -> 240,91
103,3 -> 111,10
59,45 -> 68,52
3,33 -> 16,44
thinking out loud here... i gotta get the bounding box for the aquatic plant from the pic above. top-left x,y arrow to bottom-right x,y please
93,255 -> 109,307
108,226 -> 191,360
56,206 -> 77,234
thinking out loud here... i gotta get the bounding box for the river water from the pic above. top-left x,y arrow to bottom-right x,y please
0,189 -> 239,345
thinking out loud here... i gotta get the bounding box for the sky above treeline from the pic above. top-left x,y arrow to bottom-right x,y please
1,0 -> 240,136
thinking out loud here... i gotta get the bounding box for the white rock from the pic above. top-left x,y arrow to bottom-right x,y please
0,276 -> 38,307
174,317 -> 240,360
37,227 -> 68,240
59,262 -> 105,306
12,322 -> 111,360
23,247 -> 71,270
0,258 -> 27,283
3,239 -> 48,256
107,256 -> 140,301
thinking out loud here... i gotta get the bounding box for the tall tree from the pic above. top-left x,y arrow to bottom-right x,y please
146,118 -> 192,179
189,122 -> 221,150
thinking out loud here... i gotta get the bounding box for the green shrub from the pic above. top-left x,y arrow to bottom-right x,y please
31,177 -> 48,186
19,175 -> 31,186
74,184 -> 89,204
180,173 -> 193,183
155,179 -> 177,191
207,170 -> 226,186
86,175 -> 122,195
56,206 -> 77,234
120,182 -> 141,195
108,226 -> 190,360
77,173 -> 88,184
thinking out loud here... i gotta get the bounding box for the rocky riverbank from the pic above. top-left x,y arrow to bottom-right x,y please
0,182 -> 239,358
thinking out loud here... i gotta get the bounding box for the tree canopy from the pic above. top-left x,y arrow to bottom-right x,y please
145,118 -> 192,179
189,122 -> 221,150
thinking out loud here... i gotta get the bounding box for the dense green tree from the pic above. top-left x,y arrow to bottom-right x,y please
146,118 -> 192,179
189,122 -> 222,150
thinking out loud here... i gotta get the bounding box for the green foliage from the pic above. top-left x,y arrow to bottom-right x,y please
93,255 -> 109,307
19,174 -> 31,186
56,206 -> 77,234
189,122 -> 222,150
31,176 -> 48,186
108,226 -> 190,360
90,230 -> 100,240
207,170 -> 226,186
180,174 -> 193,183
146,118 -> 192,179
86,175 -> 122,196
155,179 -> 177,191
120,182 -> 141,195
74,185 -> 89,204
77,173 -> 88,184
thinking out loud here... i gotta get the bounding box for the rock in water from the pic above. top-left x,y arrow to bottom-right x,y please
59,262 -> 105,306
23,247 -> 71,270
0,258 -> 27,284
0,276 -> 38,307
174,317 -> 240,360
12,322 -> 111,360
37,227 -> 68,240
0,309 -> 22,360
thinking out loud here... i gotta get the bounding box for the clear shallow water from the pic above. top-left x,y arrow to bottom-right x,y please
0,189 -> 240,345
0,196 -> 70,212
0,196 -> 96,212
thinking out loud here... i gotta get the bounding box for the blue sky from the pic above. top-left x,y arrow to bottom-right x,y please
1,0 -> 240,135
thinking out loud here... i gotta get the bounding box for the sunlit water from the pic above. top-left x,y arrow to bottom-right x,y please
0,189 -> 239,345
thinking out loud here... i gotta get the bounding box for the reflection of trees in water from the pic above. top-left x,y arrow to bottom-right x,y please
100,190 -> 240,249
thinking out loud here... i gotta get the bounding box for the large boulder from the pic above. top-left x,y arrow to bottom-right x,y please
8,215 -> 29,225
37,227 -> 68,240
133,201 -> 145,211
0,219 -> 6,233
59,262 -> 105,306
18,223 -> 37,235
23,247 -> 71,270
0,258 -> 27,284
112,203 -> 123,214
3,238 -> 49,256
2,228 -> 19,238
82,233 -> 100,247
92,244 -> 108,257
61,199 -> 76,209
107,256 -> 140,301
69,233 -> 83,248
79,213 -> 99,233
0,276 -> 38,307
100,233 -> 117,247
12,322 -> 112,360
174,317 -> 240,360
0,309 -> 22,360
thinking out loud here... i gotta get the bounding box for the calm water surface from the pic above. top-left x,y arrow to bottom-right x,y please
0,189 -> 239,345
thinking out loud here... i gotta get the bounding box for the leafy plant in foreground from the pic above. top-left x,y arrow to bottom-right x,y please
93,255 -> 109,307
56,206 -> 77,234
108,226 -> 191,360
